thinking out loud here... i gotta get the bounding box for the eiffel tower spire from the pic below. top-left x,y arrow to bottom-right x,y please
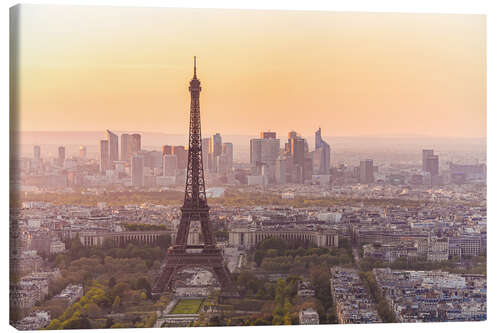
193,56 -> 197,78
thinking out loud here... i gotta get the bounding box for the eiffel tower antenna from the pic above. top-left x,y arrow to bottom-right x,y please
193,56 -> 197,77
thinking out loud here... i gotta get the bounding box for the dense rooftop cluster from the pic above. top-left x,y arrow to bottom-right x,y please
373,268 -> 486,322
330,267 -> 381,324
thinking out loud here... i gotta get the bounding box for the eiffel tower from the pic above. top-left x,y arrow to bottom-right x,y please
152,57 -> 233,296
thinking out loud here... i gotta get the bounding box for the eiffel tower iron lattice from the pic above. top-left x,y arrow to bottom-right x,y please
152,57 -> 233,296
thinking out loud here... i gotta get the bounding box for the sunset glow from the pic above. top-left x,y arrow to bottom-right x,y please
16,5 -> 486,137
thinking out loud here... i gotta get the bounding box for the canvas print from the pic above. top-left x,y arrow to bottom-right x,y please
9,4 -> 486,330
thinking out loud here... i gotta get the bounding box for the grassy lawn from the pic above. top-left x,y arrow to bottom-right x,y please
170,299 -> 204,314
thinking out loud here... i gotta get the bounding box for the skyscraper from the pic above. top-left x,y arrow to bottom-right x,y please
79,145 -> 87,160
422,149 -> 440,185
222,143 -> 233,169
360,159 -> 374,184
106,130 -> 119,168
210,133 -> 222,156
130,134 -> 141,155
202,138 -> 211,171
33,145 -> 40,161
250,134 -> 280,183
58,146 -> 65,166
304,157 -> 313,183
313,128 -> 331,175
162,145 -> 173,155
148,151 -> 164,169
131,155 -> 144,187
260,132 -> 276,139
276,155 -> 293,184
285,131 -> 298,155
250,139 -> 262,166
425,153 -> 440,185
215,142 -> 234,175
100,140 -> 109,173
284,131 -> 312,183
208,133 -> 222,172
422,149 -> 434,172
427,155 -> 439,176
290,137 -> 305,166
173,146 -> 188,169
121,133 -> 130,161
163,154 -> 177,177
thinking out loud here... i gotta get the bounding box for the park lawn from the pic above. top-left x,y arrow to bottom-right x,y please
170,299 -> 204,314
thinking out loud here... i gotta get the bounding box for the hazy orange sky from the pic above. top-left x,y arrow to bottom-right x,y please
15,5 -> 486,137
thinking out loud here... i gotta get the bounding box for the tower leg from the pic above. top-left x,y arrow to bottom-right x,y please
200,211 -> 214,247
175,212 -> 191,248
152,266 -> 176,296
212,265 -> 233,288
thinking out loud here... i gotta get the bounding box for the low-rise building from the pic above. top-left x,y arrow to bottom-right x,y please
53,284 -> 84,304
229,226 -> 338,249
297,280 -> 315,297
49,239 -> 66,254
15,311 -> 50,330
363,243 -> 418,263
10,250 -> 43,277
299,308 -> 320,325
10,284 -> 40,309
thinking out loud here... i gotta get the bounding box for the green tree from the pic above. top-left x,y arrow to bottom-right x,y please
61,314 -> 91,329
145,313 -> 158,328
358,271 -> 397,323
112,296 -> 121,311
112,282 -> 129,298
311,266 -> 333,312
45,319 -> 62,330
136,277 -> 151,293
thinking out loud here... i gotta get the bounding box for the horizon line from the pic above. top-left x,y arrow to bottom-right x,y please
14,130 -> 487,139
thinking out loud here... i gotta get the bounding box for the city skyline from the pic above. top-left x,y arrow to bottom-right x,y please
15,5 -> 485,138
15,129 -> 489,139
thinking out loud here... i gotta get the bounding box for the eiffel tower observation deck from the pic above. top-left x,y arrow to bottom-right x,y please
152,58 -> 233,297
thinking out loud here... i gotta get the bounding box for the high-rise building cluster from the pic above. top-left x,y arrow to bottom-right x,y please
248,128 -> 332,185
96,130 -> 233,188
57,146 -> 65,167
17,131 -> 484,190
100,130 -> 125,173
250,131 -> 280,184
313,128 -> 331,175
100,131 -> 157,187
202,133 -> 233,176
120,133 -> 141,162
